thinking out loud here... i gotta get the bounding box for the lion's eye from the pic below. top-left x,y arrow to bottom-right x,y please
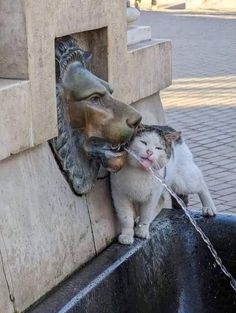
155,146 -> 163,150
90,95 -> 101,104
140,140 -> 147,146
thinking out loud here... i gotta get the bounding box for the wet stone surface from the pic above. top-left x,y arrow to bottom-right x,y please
27,209 -> 236,313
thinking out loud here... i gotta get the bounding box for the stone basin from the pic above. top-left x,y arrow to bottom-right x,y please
27,209 -> 236,313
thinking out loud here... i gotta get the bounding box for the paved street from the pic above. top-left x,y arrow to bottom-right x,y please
138,9 -> 236,214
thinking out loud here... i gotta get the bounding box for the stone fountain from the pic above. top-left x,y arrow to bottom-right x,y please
0,1 -> 170,312
27,210 -> 236,313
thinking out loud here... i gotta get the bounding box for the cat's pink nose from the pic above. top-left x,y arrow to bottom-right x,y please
146,149 -> 153,156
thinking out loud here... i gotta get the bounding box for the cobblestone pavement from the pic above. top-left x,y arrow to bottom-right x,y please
138,10 -> 236,214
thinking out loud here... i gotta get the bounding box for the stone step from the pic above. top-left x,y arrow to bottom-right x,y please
128,37 -> 170,52
127,25 -> 151,46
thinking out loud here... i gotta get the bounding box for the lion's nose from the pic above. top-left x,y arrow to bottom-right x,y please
126,114 -> 142,128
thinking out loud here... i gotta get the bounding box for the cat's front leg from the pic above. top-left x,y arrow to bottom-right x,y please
134,204 -> 152,239
199,181 -> 217,217
135,188 -> 163,239
113,198 -> 135,245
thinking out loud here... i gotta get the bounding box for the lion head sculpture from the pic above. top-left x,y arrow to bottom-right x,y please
51,36 -> 142,195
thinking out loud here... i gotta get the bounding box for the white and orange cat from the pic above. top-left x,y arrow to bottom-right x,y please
110,125 -> 216,245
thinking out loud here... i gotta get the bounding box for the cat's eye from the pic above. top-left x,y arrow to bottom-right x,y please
140,140 -> 147,146
155,146 -> 163,150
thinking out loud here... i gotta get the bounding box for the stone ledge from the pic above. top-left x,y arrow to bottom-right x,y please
0,79 -> 32,160
127,38 -> 170,52
27,210 -> 236,313
127,25 -> 151,46
0,79 -> 26,90
126,39 -> 172,103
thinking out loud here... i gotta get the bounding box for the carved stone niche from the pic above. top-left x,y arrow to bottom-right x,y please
50,35 -> 141,195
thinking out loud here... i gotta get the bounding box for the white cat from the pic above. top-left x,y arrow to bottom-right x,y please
110,126 -> 216,245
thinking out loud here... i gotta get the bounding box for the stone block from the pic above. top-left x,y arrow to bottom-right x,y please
0,79 -> 32,160
0,144 -> 95,312
126,39 -> 172,104
0,0 -> 28,79
127,25 -> 152,46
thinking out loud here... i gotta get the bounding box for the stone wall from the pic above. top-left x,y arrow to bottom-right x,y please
0,1 -> 171,312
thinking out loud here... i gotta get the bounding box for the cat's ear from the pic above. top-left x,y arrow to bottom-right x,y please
164,131 -> 181,143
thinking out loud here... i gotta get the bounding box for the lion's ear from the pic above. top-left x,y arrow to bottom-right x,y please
164,131 -> 181,143
83,51 -> 92,64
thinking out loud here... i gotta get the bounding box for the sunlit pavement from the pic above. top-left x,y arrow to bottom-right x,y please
138,9 -> 236,214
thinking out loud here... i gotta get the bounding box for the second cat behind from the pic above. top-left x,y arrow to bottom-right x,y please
110,125 -> 216,245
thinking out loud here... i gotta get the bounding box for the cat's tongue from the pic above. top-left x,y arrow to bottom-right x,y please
141,159 -> 152,170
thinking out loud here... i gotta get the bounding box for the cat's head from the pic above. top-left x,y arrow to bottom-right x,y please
128,126 -> 181,171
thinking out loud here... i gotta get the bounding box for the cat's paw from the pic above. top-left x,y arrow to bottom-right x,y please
118,234 -> 134,245
202,206 -> 217,217
134,224 -> 150,239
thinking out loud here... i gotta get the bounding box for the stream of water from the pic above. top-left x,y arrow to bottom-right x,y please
125,148 -> 236,292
